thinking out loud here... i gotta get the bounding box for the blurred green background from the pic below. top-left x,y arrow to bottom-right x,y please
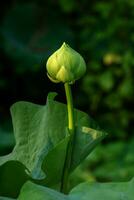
0,0 -> 134,186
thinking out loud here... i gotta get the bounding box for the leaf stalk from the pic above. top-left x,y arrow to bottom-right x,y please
60,83 -> 75,194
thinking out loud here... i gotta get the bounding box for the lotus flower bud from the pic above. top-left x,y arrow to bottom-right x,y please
46,42 -> 86,84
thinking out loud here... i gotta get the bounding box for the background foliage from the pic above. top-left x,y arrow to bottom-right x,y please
0,0 -> 134,185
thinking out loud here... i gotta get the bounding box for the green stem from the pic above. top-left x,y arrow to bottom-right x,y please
60,83 -> 75,194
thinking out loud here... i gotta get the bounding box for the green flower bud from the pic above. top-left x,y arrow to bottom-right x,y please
46,42 -> 86,84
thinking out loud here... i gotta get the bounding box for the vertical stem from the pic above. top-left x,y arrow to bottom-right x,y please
65,83 -> 74,132
60,83 -> 75,194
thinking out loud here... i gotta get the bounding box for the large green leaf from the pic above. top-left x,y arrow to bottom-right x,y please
70,178 -> 134,200
0,93 -> 106,197
18,179 -> 134,200
18,181 -> 66,200
0,161 -> 29,198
